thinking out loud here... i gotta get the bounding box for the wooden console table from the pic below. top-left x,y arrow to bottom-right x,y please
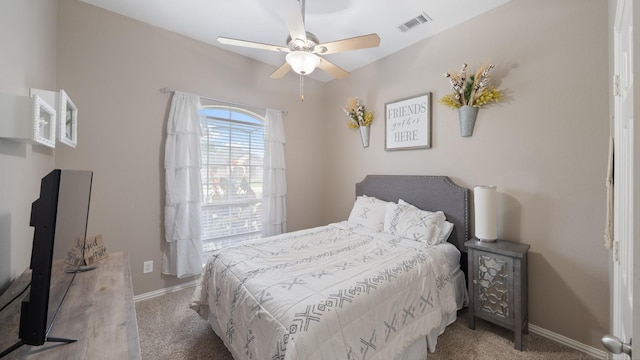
0,252 -> 141,359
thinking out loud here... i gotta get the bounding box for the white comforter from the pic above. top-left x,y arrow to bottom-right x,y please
191,221 -> 458,360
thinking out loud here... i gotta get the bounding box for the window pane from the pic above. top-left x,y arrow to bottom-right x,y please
200,107 -> 264,259
203,108 -> 230,118
231,111 -> 263,125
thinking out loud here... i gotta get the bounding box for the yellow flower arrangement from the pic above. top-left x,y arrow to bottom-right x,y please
344,97 -> 374,129
439,63 -> 504,109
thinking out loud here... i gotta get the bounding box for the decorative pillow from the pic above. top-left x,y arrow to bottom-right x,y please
347,195 -> 389,231
383,202 -> 397,232
384,199 -> 450,245
384,199 -> 420,233
386,204 -> 445,244
398,199 -> 454,244
438,220 -> 455,244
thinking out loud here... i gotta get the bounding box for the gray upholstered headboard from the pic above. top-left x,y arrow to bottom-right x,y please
355,175 -> 471,254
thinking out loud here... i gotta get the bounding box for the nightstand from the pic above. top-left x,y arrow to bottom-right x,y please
465,239 -> 530,350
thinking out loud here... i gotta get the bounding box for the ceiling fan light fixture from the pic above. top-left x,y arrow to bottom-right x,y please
286,51 -> 320,75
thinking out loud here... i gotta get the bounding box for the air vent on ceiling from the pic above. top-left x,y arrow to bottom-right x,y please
397,12 -> 432,32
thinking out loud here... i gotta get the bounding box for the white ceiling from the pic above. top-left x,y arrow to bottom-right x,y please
80,0 -> 511,82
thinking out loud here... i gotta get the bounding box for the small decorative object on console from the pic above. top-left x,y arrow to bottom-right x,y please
65,234 -> 108,267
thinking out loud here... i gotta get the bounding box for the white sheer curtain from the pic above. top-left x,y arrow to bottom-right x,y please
262,108 -> 287,237
162,91 -> 204,278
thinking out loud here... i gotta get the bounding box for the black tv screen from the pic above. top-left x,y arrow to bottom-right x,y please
17,169 -> 93,349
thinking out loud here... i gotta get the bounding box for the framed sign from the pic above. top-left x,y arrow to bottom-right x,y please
385,93 -> 431,150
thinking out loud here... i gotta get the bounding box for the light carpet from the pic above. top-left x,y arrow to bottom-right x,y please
135,286 -> 598,360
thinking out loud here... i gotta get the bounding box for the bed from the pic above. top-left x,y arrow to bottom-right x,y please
191,175 -> 470,360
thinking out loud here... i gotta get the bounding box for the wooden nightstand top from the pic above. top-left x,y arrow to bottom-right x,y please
464,239 -> 530,258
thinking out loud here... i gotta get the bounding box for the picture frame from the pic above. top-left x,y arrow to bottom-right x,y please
32,95 -> 57,148
385,93 -> 431,150
58,90 -> 78,148
30,88 -> 79,148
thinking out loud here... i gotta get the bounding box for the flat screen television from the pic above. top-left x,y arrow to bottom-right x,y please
0,169 -> 93,358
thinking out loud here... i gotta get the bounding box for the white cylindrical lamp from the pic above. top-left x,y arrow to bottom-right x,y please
474,185 -> 498,242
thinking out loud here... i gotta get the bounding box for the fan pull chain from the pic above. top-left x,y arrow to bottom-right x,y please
299,74 -> 304,102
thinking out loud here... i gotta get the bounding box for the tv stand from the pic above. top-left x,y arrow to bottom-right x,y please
0,252 -> 141,359
0,337 -> 76,358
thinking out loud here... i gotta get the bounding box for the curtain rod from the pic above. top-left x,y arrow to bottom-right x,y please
159,87 -> 287,115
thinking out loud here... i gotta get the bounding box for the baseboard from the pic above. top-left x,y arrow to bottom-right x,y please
133,279 -> 199,302
529,323 -> 608,359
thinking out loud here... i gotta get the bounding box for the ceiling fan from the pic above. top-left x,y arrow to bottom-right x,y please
217,0 -> 380,99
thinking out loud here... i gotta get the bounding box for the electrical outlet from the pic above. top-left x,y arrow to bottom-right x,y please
143,261 -> 153,274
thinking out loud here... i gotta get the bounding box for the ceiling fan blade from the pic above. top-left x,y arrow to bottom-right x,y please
217,36 -> 288,52
318,57 -> 349,79
315,34 -> 381,55
280,0 -> 307,43
270,63 -> 292,79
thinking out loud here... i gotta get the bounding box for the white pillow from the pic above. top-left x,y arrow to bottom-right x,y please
347,195 -> 389,231
385,199 -> 453,244
386,204 -> 445,245
438,221 -> 455,244
383,202 -> 399,233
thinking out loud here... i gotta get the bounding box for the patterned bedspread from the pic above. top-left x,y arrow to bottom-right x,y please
191,221 -> 458,360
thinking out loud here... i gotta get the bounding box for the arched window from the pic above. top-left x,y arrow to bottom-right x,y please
200,106 -> 264,256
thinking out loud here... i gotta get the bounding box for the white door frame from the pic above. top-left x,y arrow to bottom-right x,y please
610,0 -> 638,358
633,0 -> 640,354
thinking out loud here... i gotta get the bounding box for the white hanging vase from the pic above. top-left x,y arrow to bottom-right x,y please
359,125 -> 370,148
458,105 -> 479,137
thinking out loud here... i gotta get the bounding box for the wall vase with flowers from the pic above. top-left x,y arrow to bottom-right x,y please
344,97 -> 374,147
439,63 -> 504,137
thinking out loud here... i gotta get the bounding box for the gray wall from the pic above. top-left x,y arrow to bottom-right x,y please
1,0 -> 616,352
322,0 -> 610,350
0,0 -> 58,293
54,0 -> 328,295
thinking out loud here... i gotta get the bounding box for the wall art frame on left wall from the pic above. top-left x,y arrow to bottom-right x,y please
385,93 -> 431,150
